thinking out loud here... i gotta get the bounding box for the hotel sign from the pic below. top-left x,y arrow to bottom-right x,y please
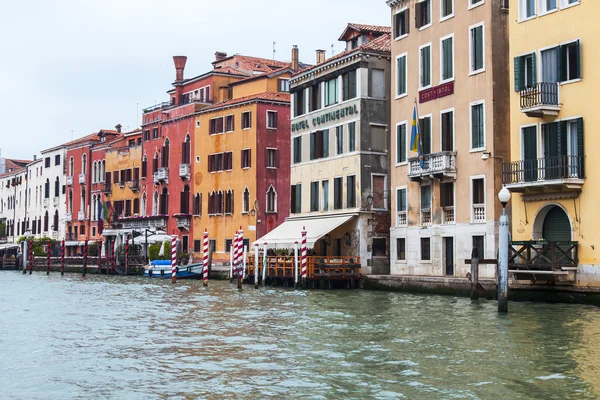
419,81 -> 454,103
291,104 -> 359,132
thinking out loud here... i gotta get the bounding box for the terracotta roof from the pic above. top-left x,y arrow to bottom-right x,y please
63,130 -> 121,148
6,159 -> 31,168
338,23 -> 391,41
231,55 -> 289,74
202,92 -> 290,112
293,33 -> 391,77
229,66 -> 295,86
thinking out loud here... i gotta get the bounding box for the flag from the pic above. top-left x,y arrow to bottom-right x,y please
98,197 -> 104,235
103,201 -> 110,221
409,102 -> 424,168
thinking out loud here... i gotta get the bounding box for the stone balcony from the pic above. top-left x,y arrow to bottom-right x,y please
408,151 -> 457,182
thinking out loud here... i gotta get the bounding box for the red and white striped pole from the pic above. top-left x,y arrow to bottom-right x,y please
46,240 -> 51,275
301,226 -> 307,288
202,229 -> 209,287
237,227 -> 243,289
171,235 -> 177,284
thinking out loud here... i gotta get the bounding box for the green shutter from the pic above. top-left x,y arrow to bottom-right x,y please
310,133 -> 315,160
475,26 -> 483,70
577,118 -> 584,177
560,44 -> 568,82
323,129 -> 329,157
514,56 -> 521,91
575,39 -> 582,79
530,52 -> 537,86
558,121 -> 568,157
296,184 -> 302,213
400,125 -> 406,162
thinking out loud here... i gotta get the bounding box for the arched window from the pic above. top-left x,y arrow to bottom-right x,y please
92,161 -> 97,183
54,177 -> 60,198
142,155 -> 148,179
153,152 -> 159,174
182,134 -> 191,164
152,191 -> 158,215
159,188 -> 168,215
68,189 -> 73,214
193,193 -> 202,216
242,188 -> 250,213
141,193 -> 147,217
53,210 -> 59,232
38,218 -> 41,234
161,138 -> 170,168
217,190 -> 224,215
44,211 -> 49,232
180,185 -> 190,214
69,157 -> 74,177
266,186 -> 277,213
225,189 -> 234,214
92,195 -> 97,221
82,154 -> 87,175
44,178 -> 50,199
81,188 -> 86,215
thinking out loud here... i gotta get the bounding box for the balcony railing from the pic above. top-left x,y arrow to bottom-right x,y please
103,183 -> 112,195
175,214 -> 191,230
408,151 -> 457,181
509,241 -> 578,283
43,198 -> 49,208
128,180 -> 140,192
421,209 -> 432,226
503,156 -> 584,193
78,173 -> 86,184
65,213 -> 72,222
77,211 -> 86,221
179,163 -> 190,179
472,204 -> 485,223
66,176 -> 73,186
397,211 -> 407,227
157,167 -> 168,183
442,206 -> 455,224
520,82 -> 561,117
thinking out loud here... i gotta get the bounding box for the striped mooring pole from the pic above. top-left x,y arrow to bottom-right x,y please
46,240 -> 51,275
294,241 -> 299,289
232,230 -> 239,284
28,239 -> 33,275
61,240 -> 65,276
125,239 -> 129,276
262,242 -> 267,286
237,227 -> 244,290
171,235 -> 177,284
83,240 -> 88,276
202,229 -> 209,287
111,239 -> 116,275
97,240 -> 102,274
254,244 -> 259,289
301,226 -> 307,288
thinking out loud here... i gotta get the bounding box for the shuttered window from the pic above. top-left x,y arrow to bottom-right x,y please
441,110 -> 453,151
471,102 -> 485,150
394,8 -> 409,39
470,24 -> 484,73
396,54 -> 407,97
419,116 -> 431,155
441,36 -> 453,81
348,122 -> 356,152
396,123 -> 407,164
420,45 -> 431,88
560,40 -> 581,82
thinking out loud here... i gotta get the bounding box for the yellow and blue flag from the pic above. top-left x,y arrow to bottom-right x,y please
409,103 -> 424,168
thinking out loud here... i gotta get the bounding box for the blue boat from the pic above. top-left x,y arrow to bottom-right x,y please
143,260 -> 204,279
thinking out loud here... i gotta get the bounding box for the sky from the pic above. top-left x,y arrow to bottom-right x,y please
0,0 -> 390,160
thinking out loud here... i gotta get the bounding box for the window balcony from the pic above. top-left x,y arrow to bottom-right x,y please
66,176 -> 73,186
421,209 -> 432,226
51,231 -> 59,240
520,82 -> 561,118
175,214 -> 191,230
53,197 -> 59,206
77,211 -> 86,221
472,204 -> 485,224
157,167 -> 168,183
503,156 -> 584,193
103,183 -> 112,195
397,211 -> 407,227
65,213 -> 72,222
442,206 -> 455,224
43,198 -> 49,208
179,163 -> 190,179
128,180 -> 140,192
408,151 -> 457,182
78,173 -> 86,184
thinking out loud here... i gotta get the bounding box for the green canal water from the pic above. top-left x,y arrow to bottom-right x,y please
1,272 -> 599,399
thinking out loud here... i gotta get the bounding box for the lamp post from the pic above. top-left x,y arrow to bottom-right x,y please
497,186 -> 511,313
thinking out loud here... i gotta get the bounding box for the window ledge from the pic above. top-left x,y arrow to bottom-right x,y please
518,15 -> 537,23
242,127 -> 251,131
470,148 -> 486,153
561,78 -> 582,86
469,68 -> 486,77
418,23 -> 432,31
225,130 -> 234,133
440,77 -> 455,85
538,8 -> 559,17
439,14 -> 454,22
419,84 -> 432,91
561,1 -> 580,10
467,1 -> 485,11
395,93 -> 408,100
394,34 -> 408,41
395,161 -> 408,167
266,166 -> 278,170
242,166 -> 251,170
420,260 -> 433,264
267,127 -> 278,130
265,211 -> 278,215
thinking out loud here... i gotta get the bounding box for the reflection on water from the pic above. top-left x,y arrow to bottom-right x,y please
1,272 -> 599,399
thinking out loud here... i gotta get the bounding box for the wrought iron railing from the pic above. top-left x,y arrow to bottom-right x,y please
520,82 -> 559,109
503,155 -> 584,184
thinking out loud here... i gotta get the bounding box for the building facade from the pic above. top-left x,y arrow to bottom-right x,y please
388,0 -> 509,278
39,145 -> 68,241
281,24 -> 392,273
0,159 -> 29,242
505,0 -> 597,286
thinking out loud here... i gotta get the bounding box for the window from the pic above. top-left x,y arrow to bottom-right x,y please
334,177 -> 343,210
54,177 -> 59,198
152,127 -> 159,139
225,190 -> 234,214
348,122 -> 356,152
291,184 -> 302,214
208,191 -> 223,215
469,0 -> 484,8
310,181 -> 319,212
396,238 -> 406,261
561,40 -> 581,82
396,122 -> 407,164
54,155 -> 60,166
242,111 -> 251,129
473,236 -> 485,258
470,102 -> 485,150
541,46 -> 560,83
225,239 -> 233,253
208,152 -> 233,172
294,90 -> 305,116
472,178 -> 485,206
322,180 -> 329,211
144,130 -> 150,141
310,130 -> 329,160
539,0 -> 557,14
347,175 -> 356,208
194,240 -> 201,253
441,35 -> 454,82
441,0 -> 453,19
142,156 -> 147,179
161,139 -> 170,168
441,110 -> 454,151
45,157 -> 50,168
342,70 -> 357,101
267,111 -> 278,129
440,182 -> 454,208
470,24 -> 485,73
396,54 -> 407,97
266,149 -> 278,168
372,69 -> 385,99
293,136 -> 302,164
420,184 -> 431,210
209,117 -> 224,135
514,53 -> 536,92
415,0 -> 431,29
193,193 -> 202,215
419,116 -> 432,155
44,178 -> 50,199
519,0 -> 536,19
81,154 -> 87,174
309,84 -> 321,112
336,126 -> 344,155
420,44 -> 431,88
372,175 -> 385,209
278,78 -> 290,92
325,78 -> 337,106
266,186 -> 277,213
393,8 -> 409,39
226,115 -> 234,132
241,149 -> 251,169
396,188 -> 407,225
420,238 -> 431,261
182,136 -> 191,164
242,188 -> 250,213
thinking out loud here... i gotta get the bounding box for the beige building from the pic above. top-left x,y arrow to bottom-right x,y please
387,0 -> 509,277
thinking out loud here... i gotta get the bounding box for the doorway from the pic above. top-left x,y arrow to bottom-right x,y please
444,237 -> 454,276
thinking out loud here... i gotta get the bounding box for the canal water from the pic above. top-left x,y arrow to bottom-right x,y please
1,272 -> 599,400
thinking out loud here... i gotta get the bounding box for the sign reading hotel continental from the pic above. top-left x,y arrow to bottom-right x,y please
291,104 -> 359,132
419,81 -> 454,103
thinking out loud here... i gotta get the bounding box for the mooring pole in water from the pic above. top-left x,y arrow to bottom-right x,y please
254,244 -> 259,289
22,240 -> 28,274
301,227 -> 307,289
237,227 -> 244,290
242,245 -> 247,281
171,235 -> 177,284
29,239 -> 33,275
97,240 -> 102,274
46,240 -> 51,275
498,206 -> 510,313
294,241 -> 299,289
111,239 -> 116,275
125,239 -> 129,277
229,232 -> 236,283
470,247 -> 479,301
61,240 -> 65,276
83,240 -> 88,276
262,242 -> 267,287
202,229 -> 209,287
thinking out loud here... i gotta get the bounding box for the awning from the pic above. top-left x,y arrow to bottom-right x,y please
254,214 -> 355,249
65,241 -> 85,247
0,243 -> 19,251
101,229 -> 133,237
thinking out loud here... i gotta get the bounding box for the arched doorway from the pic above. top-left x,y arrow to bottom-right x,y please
542,206 -> 571,242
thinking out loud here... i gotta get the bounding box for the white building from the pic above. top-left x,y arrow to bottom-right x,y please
38,145 -> 67,241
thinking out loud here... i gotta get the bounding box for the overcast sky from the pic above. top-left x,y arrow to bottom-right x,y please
0,0 -> 389,160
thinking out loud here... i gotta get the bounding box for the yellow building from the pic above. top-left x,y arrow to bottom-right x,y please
506,0 -> 598,287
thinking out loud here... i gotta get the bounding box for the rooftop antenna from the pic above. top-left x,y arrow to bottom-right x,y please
331,44 -> 335,57
273,41 -> 276,60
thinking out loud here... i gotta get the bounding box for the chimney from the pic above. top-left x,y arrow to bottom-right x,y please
33,155 -> 37,161
316,49 -> 326,64
173,56 -> 187,82
115,124 -> 122,133
291,45 -> 299,72
214,51 -> 227,62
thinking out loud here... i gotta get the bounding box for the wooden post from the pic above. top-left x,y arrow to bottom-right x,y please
83,240 -> 88,276
46,240 -> 51,275
28,239 -> 33,275
471,247 -> 479,300
61,240 -> 65,276
111,239 -> 116,275
125,239 -> 129,276
254,244 -> 259,289
262,242 -> 267,286
294,241 -> 299,289
97,240 -> 102,274
171,235 -> 177,284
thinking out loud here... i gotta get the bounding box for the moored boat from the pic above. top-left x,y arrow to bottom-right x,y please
143,260 -> 203,279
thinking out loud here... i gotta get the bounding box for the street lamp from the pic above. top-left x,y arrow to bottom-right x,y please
497,186 -> 511,313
